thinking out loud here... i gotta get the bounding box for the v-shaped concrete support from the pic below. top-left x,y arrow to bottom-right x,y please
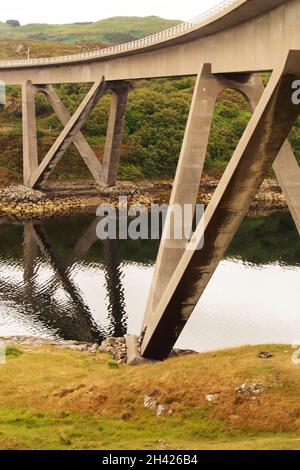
28,77 -> 106,188
141,50 -> 300,360
143,63 -> 300,333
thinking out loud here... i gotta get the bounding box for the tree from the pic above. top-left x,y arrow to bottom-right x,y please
6,20 -> 20,27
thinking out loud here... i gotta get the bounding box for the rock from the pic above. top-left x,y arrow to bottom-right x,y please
235,383 -> 266,401
258,351 -> 273,359
156,405 -> 165,417
144,396 -> 171,417
0,185 -> 46,204
144,396 -> 158,411
205,393 -> 220,404
98,337 -> 127,363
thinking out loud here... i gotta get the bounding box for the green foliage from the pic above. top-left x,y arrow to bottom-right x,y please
1,41 -> 300,182
6,346 -> 23,359
107,360 -> 119,370
119,165 -> 144,181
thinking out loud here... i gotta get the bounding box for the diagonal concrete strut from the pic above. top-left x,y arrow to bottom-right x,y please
141,50 -> 300,360
143,62 -> 300,334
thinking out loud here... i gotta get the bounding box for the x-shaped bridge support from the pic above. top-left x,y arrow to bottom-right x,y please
22,78 -> 130,188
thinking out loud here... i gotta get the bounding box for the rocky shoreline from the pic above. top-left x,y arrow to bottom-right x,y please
0,178 -> 289,220
0,335 -> 194,365
0,336 -> 129,363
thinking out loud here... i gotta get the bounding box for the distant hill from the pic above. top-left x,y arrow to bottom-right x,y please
0,39 -> 93,60
0,16 -> 180,45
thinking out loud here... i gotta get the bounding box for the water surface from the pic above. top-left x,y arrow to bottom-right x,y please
0,212 -> 299,352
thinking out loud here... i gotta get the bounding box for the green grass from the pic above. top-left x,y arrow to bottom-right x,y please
1,407 -> 300,450
0,344 -> 300,449
5,346 -> 23,358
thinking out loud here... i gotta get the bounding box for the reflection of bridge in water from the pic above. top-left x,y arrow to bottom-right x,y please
0,219 -> 127,343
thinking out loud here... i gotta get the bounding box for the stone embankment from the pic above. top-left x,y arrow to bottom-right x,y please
0,184 -> 93,218
0,336 -> 128,363
0,335 -> 194,365
0,178 -> 289,219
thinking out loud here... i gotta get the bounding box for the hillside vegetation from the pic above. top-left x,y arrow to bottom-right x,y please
0,19 -> 300,185
0,16 -> 180,45
0,39 -> 93,60
0,343 -> 300,450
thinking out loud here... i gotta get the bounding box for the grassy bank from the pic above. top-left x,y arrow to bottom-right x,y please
0,343 -> 300,450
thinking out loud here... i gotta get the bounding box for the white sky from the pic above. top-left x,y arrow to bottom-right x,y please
0,0 -> 222,25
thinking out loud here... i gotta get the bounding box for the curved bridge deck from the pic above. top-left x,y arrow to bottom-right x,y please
0,0 -> 296,84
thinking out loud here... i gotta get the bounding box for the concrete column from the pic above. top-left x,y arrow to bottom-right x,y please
143,64 -> 224,328
22,81 -> 38,186
100,82 -> 130,187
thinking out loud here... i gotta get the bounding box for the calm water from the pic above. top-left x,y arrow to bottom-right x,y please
0,212 -> 299,352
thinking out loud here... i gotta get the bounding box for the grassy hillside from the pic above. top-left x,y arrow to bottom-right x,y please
0,16 -> 180,45
0,343 -> 300,450
0,39 -> 93,60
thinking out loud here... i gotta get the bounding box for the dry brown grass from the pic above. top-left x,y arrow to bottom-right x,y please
1,344 -> 300,432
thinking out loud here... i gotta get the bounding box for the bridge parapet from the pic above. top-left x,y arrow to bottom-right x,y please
0,0 -> 238,68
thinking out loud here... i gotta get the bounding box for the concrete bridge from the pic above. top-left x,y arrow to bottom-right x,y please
1,0 -> 300,360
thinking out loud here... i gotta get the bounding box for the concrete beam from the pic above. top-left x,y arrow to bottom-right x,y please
22,81 -> 39,186
141,50 -> 300,360
29,77 -> 106,188
100,82 -> 130,187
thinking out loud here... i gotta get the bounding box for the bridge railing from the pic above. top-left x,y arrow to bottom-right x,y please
0,0 -> 236,68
